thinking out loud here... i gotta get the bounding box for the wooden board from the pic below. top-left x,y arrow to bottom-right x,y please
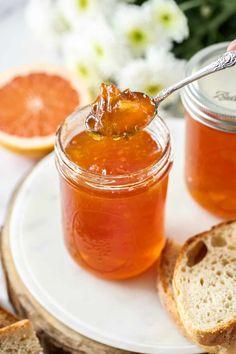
1,184 -> 134,354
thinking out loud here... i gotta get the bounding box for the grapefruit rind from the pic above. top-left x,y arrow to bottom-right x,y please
0,131 -> 55,156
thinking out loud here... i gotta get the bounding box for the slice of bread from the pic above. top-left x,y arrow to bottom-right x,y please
173,221 -> 236,353
0,319 -> 41,353
157,239 -> 218,353
0,307 -> 17,328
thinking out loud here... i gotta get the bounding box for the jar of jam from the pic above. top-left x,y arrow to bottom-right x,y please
181,42 -> 236,219
55,100 -> 172,280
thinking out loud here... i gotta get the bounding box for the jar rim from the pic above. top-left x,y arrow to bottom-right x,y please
181,42 -> 236,132
55,106 -> 173,190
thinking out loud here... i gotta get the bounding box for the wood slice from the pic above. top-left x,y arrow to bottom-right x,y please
1,183 -> 136,354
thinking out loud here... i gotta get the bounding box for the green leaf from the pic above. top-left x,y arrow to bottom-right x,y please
174,0 -> 236,59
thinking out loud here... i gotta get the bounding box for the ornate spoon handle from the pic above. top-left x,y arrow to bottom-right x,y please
154,51 -> 236,105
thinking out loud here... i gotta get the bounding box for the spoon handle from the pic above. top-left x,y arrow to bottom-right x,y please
154,51 -> 236,105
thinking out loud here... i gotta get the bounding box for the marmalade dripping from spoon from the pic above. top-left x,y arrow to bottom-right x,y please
85,83 -> 156,138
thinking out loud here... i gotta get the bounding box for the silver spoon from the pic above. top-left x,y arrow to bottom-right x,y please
86,51 -> 236,137
154,50 -> 236,107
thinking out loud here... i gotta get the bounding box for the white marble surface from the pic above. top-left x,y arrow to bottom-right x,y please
8,119 -> 221,354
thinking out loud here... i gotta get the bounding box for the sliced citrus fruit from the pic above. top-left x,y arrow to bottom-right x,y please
0,64 -> 90,156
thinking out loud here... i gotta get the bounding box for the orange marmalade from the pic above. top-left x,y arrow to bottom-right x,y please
185,113 -> 236,218
55,84 -> 172,280
86,83 -> 156,137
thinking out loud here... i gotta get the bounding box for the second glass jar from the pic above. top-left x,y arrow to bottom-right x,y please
182,43 -> 236,219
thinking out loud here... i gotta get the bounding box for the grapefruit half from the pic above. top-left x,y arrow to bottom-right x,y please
0,64 -> 90,156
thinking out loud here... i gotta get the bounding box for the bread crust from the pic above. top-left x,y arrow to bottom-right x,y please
157,239 -> 183,328
0,307 -> 17,328
0,319 -> 30,335
0,319 -> 42,353
173,220 -> 236,347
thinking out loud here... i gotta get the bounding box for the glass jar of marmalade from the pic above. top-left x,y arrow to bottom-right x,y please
55,105 -> 172,280
181,42 -> 236,219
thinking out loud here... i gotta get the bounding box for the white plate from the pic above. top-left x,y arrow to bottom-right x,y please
9,118 -> 221,354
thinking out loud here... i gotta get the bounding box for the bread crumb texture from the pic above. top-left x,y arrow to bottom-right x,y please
0,320 -> 41,354
174,221 -> 236,338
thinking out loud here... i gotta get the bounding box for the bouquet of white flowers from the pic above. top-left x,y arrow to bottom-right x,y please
26,0 -> 189,103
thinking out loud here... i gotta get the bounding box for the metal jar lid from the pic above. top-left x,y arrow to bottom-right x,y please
181,42 -> 236,132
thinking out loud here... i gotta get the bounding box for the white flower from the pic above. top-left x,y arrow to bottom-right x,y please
57,0 -> 116,29
147,0 -> 189,43
114,3 -> 173,57
25,0 -> 57,44
25,0 -> 73,46
62,17 -> 129,80
26,0 -> 188,102
84,18 -> 130,78
117,47 -> 186,105
113,4 -> 155,57
51,8 -> 72,35
63,32 -> 102,89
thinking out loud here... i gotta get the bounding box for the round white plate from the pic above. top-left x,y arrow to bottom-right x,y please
9,118 -> 221,354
